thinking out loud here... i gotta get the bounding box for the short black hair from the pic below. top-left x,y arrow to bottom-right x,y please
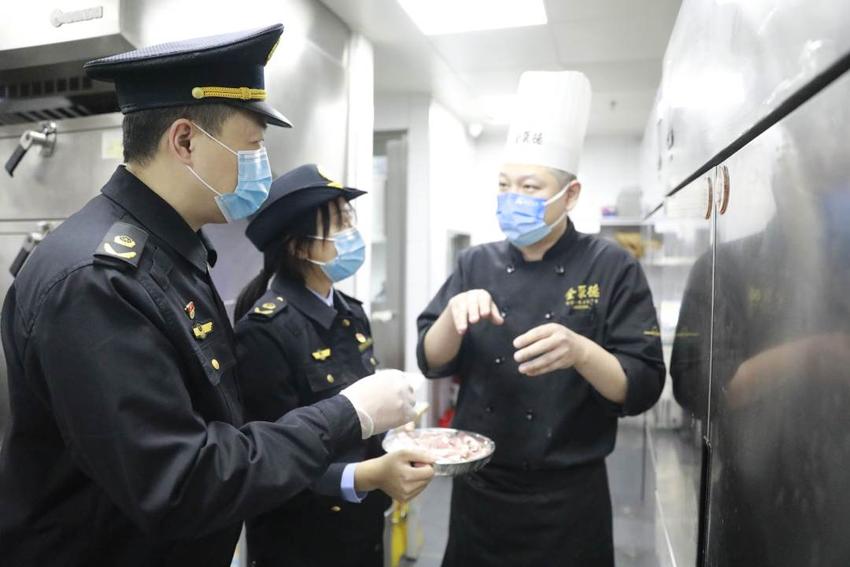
122,104 -> 259,165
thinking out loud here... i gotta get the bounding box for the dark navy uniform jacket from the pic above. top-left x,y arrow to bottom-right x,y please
235,276 -> 390,567
0,166 -> 360,567
417,222 -> 665,476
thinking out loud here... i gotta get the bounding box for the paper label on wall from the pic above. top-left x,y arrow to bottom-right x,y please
101,131 -> 124,161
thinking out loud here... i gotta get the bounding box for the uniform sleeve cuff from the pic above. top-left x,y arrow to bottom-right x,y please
340,463 -> 368,503
315,395 -> 362,452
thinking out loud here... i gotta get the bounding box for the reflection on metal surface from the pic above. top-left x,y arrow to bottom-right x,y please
642,2 -> 850,564
648,27 -> 850,567
641,0 -> 850,207
698,71 -> 850,567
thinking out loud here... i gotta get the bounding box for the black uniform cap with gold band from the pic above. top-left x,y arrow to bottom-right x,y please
83,24 -> 291,128
246,164 -> 366,252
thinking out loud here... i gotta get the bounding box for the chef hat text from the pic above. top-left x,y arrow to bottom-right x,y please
503,71 -> 592,176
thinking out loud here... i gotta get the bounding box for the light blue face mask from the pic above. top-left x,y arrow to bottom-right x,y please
186,122 -> 272,222
308,227 -> 366,283
497,186 -> 568,247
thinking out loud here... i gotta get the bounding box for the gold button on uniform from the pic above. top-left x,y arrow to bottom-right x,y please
326,374 -> 335,384
330,506 -> 341,512
342,319 -> 351,327
211,359 -> 220,370
370,357 -> 377,366
355,333 -> 367,344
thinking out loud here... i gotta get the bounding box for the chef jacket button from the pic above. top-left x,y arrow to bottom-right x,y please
506,265 -> 515,274
555,265 -> 565,275
494,356 -> 503,365
485,405 -> 493,413
330,505 -> 341,512
544,312 -> 553,320
342,319 -> 351,327
526,410 -> 534,421
211,359 -> 220,370
326,374 -> 335,384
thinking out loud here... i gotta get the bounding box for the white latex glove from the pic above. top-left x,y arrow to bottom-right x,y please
340,369 -> 416,439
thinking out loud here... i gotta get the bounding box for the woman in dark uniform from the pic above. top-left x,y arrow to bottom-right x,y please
234,164 -> 434,567
417,71 -> 665,566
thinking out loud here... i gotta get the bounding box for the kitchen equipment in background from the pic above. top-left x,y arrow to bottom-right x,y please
616,187 -> 642,218
4,122 -> 57,176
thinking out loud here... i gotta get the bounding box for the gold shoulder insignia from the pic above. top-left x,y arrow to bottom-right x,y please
94,222 -> 148,269
248,293 -> 287,319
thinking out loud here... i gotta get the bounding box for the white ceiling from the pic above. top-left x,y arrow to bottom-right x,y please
318,0 -> 681,135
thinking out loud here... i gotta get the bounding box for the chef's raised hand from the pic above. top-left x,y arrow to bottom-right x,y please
513,323 -> 590,377
446,289 -> 505,335
355,449 -> 435,502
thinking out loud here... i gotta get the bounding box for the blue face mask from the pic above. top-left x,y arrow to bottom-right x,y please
186,122 -> 272,222
497,186 -> 568,247
308,228 -> 366,282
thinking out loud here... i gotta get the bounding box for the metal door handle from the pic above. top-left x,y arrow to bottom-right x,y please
5,122 -> 57,177
718,165 -> 730,215
704,176 -> 714,220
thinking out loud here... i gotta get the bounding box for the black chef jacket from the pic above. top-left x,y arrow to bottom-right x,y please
0,166 -> 360,567
417,221 -> 665,475
235,276 -> 390,567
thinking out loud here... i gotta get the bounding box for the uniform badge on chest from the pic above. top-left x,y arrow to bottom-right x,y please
192,321 -> 214,340
312,348 -> 332,361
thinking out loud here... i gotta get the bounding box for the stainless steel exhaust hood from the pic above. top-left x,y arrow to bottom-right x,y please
0,1 -> 136,126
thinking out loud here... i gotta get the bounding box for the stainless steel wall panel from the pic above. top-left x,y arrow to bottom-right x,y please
641,0 -> 850,207
701,69 -> 850,567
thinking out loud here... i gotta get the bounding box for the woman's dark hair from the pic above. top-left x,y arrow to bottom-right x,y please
234,198 -> 341,320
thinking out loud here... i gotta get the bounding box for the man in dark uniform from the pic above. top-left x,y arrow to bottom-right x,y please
0,25 -> 415,567
417,71 -> 665,566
